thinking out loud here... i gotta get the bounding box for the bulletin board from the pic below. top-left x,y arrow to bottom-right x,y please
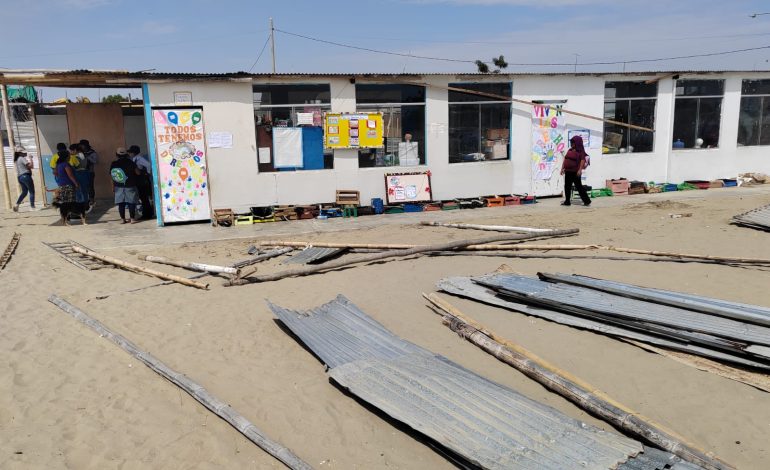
324,112 -> 384,149
384,172 -> 432,205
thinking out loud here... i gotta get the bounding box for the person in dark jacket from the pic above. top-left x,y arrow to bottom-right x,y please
110,147 -> 141,223
560,135 -> 591,206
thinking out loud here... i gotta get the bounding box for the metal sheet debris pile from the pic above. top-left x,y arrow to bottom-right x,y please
438,272 -> 770,370
269,295 -> 698,469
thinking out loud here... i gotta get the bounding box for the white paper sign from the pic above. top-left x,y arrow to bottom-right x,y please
297,113 -> 314,126
258,147 -> 271,164
208,132 -> 233,149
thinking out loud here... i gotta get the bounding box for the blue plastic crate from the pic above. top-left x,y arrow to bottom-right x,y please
371,198 -> 384,214
403,203 -> 424,212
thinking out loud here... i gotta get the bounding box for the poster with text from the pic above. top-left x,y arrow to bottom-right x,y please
152,108 -> 211,223
531,104 -> 567,196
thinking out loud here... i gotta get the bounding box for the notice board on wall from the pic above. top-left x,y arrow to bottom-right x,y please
324,112 -> 384,149
152,108 -> 211,223
384,172 -> 432,205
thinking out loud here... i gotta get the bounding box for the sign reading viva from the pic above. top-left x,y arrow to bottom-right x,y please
152,108 -> 211,223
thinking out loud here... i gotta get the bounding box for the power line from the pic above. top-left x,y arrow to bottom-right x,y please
276,28 -> 770,68
247,35 -> 272,73
275,28 -> 475,64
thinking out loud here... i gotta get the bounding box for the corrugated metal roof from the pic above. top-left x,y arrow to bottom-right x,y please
539,273 -> 770,327
478,274 -> 770,354
732,204 -> 770,231
282,247 -> 347,265
268,295 -> 667,470
437,276 -> 770,370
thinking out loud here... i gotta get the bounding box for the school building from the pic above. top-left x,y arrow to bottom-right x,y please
2,69 -> 769,226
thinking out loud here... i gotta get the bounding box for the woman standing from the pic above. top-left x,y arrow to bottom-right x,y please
12,146 -> 35,212
560,135 -> 592,206
70,143 -> 91,205
52,149 -> 82,225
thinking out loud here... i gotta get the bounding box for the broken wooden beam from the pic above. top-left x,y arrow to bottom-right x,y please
420,221 -> 560,233
140,255 -> 239,276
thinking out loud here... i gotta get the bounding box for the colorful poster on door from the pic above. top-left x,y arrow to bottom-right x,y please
531,104 -> 567,181
152,108 -> 210,223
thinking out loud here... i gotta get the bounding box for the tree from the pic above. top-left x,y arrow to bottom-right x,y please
102,94 -> 128,104
476,55 -> 509,74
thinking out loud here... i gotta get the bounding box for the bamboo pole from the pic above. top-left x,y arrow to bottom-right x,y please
0,85 -> 14,210
257,241 -> 770,265
398,81 -> 654,132
423,293 -> 733,470
28,105 -> 49,207
230,229 -> 579,286
421,221 -> 560,233
48,295 -> 312,470
140,255 -> 239,276
230,247 -> 293,269
71,245 -> 209,289
0,232 -> 20,270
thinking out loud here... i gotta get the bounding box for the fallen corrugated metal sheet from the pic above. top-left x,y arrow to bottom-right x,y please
437,276 -> 770,370
269,295 -> 696,470
732,204 -> 770,231
539,273 -> 770,327
282,247 -> 347,265
476,275 -> 770,354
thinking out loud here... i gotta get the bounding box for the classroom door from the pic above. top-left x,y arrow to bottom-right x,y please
151,108 -> 211,223
66,103 -> 126,200
530,103 -> 566,197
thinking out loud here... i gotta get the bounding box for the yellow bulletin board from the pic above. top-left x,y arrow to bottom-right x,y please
324,112 -> 384,149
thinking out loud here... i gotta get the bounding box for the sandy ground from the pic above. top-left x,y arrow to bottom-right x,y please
1,186 -> 770,469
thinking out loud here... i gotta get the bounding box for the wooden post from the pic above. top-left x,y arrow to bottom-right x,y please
29,105 -> 48,207
48,295 -> 312,470
423,293 -> 734,470
140,255 -> 239,275
71,245 -> 209,289
230,229 -> 579,285
421,221 -> 560,233
0,85 -> 14,209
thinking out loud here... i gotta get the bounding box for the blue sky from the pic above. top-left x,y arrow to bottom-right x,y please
2,0 -> 770,75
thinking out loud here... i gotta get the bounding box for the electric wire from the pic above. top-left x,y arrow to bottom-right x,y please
247,35 -> 272,73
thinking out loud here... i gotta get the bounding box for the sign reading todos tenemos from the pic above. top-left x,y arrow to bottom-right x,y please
152,109 -> 210,223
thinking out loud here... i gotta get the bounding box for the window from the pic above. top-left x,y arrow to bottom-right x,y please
672,79 -> 724,149
356,84 -> 425,167
603,81 -> 657,153
448,82 -> 511,163
738,79 -> 770,146
253,84 -> 333,171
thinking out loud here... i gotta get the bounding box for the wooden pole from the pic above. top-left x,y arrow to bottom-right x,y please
0,85 -> 14,209
256,241 -> 770,265
140,255 -> 239,276
398,81 -> 654,133
48,295 -> 312,470
423,293 -> 733,470
28,105 -> 49,207
230,247 -> 293,269
420,221 -> 559,233
71,245 -> 209,289
230,229 -> 579,286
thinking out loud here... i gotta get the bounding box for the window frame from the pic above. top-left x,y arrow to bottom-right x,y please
448,82 -> 512,164
355,83 -> 427,168
738,79 -> 770,147
672,79 -> 724,150
252,83 -> 333,172
602,80 -> 657,154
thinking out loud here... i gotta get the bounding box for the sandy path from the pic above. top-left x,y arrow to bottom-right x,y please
1,187 -> 769,469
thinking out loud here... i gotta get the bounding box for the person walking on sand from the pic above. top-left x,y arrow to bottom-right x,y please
13,146 -> 36,212
128,145 -> 154,219
110,147 -> 141,224
560,135 -> 591,207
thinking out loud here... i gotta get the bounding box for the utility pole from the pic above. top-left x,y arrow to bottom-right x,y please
573,53 -> 580,73
270,17 -> 277,73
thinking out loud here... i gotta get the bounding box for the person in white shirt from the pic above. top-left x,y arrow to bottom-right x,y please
128,145 -> 153,219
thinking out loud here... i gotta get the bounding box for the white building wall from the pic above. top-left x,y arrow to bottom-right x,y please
145,72 -> 770,214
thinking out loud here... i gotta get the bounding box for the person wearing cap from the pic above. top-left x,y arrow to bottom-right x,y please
13,146 -> 35,212
79,139 -> 99,206
127,145 -> 153,219
110,147 -> 141,223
